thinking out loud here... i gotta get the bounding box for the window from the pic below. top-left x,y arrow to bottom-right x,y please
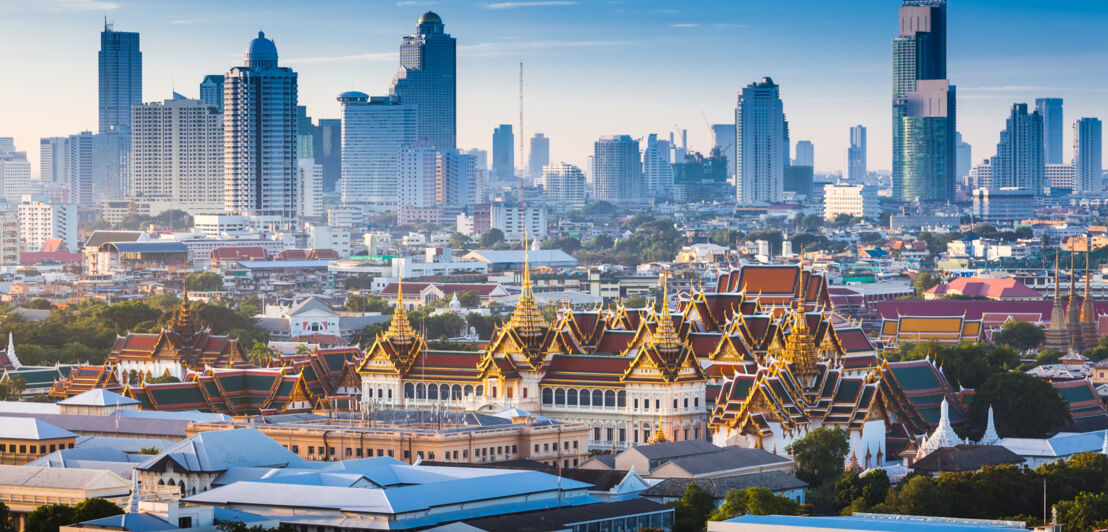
345,448 -> 352,457
178,517 -> 192,529
416,383 -> 426,399
389,450 -> 394,457
633,399 -> 638,409
594,427 -> 601,441
497,446 -> 503,455
453,450 -> 459,459
544,443 -> 550,451
592,390 -> 603,406
404,450 -> 410,459
655,399 -> 660,410
580,389 -> 591,406
482,448 -> 488,456
644,399 -> 649,410
291,445 -> 299,454
684,398 -> 689,409
617,391 -> 626,407
564,460 -> 570,468
542,388 -> 553,405
606,428 -> 613,442
555,388 -> 565,405
564,441 -> 569,450
573,458 -> 579,466
694,397 -> 699,408
573,440 -> 578,449
356,448 -> 363,457
378,449 -> 384,456
388,388 -> 393,399
463,450 -> 468,458
0,444 -> 6,452
429,452 -> 435,460
523,388 -> 528,398
535,444 -> 540,453
328,447 -> 335,456
308,446 -> 315,455
673,399 -> 678,409
619,428 -> 626,442
604,390 -> 615,407
567,389 -> 578,405
428,384 -> 438,400
512,445 -> 518,453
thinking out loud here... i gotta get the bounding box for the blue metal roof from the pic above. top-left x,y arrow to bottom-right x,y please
107,242 -> 188,253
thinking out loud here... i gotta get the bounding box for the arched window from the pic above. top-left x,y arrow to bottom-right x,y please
592,390 -> 603,406
580,389 -> 591,406
464,385 -> 474,396
416,383 -> 426,399
542,388 -> 554,405
452,384 -> 462,400
158,479 -> 165,486
476,385 -> 484,396
427,384 -> 438,400
604,390 -> 615,407
567,389 -> 578,406
555,388 -> 565,405
617,391 -> 626,407
440,384 -> 449,400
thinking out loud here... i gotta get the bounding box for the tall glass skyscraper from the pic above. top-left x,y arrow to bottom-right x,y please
338,92 -> 417,210
990,103 -> 1044,194
391,12 -> 456,150
1075,117 -> 1103,194
492,125 -> 514,181
99,20 -> 141,134
892,0 -> 956,203
223,32 -> 299,225
848,125 -> 867,180
1035,98 -> 1064,165
527,133 -> 550,181
593,135 -> 641,203
642,133 -> 674,198
200,75 -> 225,112
735,77 -> 787,205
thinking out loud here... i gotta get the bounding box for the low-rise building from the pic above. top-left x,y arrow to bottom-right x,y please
823,184 -> 878,221
0,416 -> 77,465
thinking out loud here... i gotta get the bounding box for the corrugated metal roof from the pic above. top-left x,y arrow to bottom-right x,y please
139,428 -> 305,473
106,242 -> 188,253
0,465 -> 129,490
59,388 -> 141,407
0,416 -> 76,440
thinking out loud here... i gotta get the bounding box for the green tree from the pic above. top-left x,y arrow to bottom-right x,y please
98,301 -> 161,332
668,482 -> 715,532
479,229 -> 506,248
25,503 -> 76,532
834,469 -> 890,513
72,498 -> 123,523
186,272 -> 224,292
709,487 -> 801,521
970,372 -> 1070,438
455,290 -> 481,308
587,234 -> 615,250
887,475 -> 946,516
248,341 -> 273,367
138,446 -> 161,455
217,521 -> 299,532
991,320 -> 1044,351
447,232 -> 472,250
0,501 -> 13,532
344,274 -> 376,291
23,299 -> 53,310
785,426 -> 849,490
914,272 -> 942,295
1054,491 -> 1108,532
543,236 -> 582,254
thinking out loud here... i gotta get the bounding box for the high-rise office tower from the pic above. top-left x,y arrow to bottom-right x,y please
338,92 -> 417,210
40,137 -> 69,183
793,140 -> 814,168
955,132 -> 972,180
735,77 -> 787,205
848,126 -> 867,180
297,159 -> 324,220
593,135 -> 642,203
492,125 -> 514,181
130,97 -> 224,213
711,124 -> 737,179
66,131 -> 95,206
892,0 -> 956,203
642,134 -> 674,197
390,11 -> 456,150
314,119 -> 342,192
223,32 -> 299,225
542,162 -> 586,209
0,148 -> 31,202
527,133 -> 549,181
200,75 -> 225,112
439,150 -> 478,207
397,141 -> 439,224
1075,117 -> 1103,194
989,103 -> 1044,194
1036,98 -> 1064,165
99,20 -> 141,133
296,106 -> 315,160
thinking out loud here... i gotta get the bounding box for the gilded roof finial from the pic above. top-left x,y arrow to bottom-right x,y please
652,269 -> 683,353
507,228 -> 547,336
386,276 -> 416,345
1054,253 -> 1061,302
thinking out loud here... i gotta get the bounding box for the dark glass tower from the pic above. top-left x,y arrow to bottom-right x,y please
99,19 -> 141,134
892,0 -> 956,203
1035,98 -> 1064,165
990,103 -> 1044,193
492,124 -> 514,181
391,11 -> 457,151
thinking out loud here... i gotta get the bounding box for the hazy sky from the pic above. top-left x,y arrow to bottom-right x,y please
1,0 -> 1106,177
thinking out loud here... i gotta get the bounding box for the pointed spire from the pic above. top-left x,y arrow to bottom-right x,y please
385,277 -> 416,345
1101,430 -> 1108,456
128,470 -> 140,513
979,405 -> 1000,445
507,230 -> 548,337
6,332 -> 19,370
1054,253 -> 1061,302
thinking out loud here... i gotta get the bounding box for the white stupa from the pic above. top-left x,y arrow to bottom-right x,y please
917,397 -> 965,459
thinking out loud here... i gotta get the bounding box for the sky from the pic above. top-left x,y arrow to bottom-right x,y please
1,0 -> 1106,177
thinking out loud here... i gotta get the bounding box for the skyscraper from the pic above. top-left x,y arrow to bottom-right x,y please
297,159 -> 324,220
711,124 -> 737,180
440,150 -> 478,207
390,11 -> 456,150
314,119 -> 342,192
200,75 -> 225,112
130,97 -> 224,214
296,106 -> 314,160
1036,98 -> 1064,165
40,137 -> 69,184
735,77 -> 787,205
793,140 -> 814,168
223,31 -> 299,225
892,0 -> 956,203
848,126 -> 867,180
541,162 -> 586,209
989,103 -> 1044,194
1075,117 -> 1103,194
642,134 -> 674,198
66,131 -> 95,206
527,133 -> 549,181
397,141 -> 439,224
338,92 -> 417,210
99,20 -> 141,133
955,132 -> 972,180
492,125 -> 514,181
593,135 -> 641,203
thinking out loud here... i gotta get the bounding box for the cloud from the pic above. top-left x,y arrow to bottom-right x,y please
484,1 -> 577,9
169,17 -> 210,25
36,0 -> 120,11
460,39 -> 634,56
669,23 -> 699,28
285,51 -> 397,65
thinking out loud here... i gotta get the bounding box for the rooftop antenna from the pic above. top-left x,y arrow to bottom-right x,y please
519,60 -> 525,185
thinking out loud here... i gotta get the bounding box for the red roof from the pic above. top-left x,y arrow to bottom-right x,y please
925,278 -> 1043,300
21,251 -> 83,264
41,239 -> 70,253
879,300 -> 1108,321
211,247 -> 269,261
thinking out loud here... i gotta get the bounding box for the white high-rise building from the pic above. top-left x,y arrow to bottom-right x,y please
736,78 -> 787,205
1075,118 -> 1103,194
40,137 -> 68,183
593,135 -> 641,203
0,151 -> 31,202
297,159 -> 323,220
397,141 -> 439,224
17,196 -> 77,252
642,134 -> 673,198
338,92 -> 417,211
847,126 -> 866,180
541,162 -> 586,210
823,184 -> 878,221
969,159 -> 993,190
66,131 -> 95,206
130,96 -> 224,214
1045,164 -> 1075,192
439,150 -> 477,207
223,31 -> 299,226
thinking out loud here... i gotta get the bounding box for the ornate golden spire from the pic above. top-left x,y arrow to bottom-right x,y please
784,247 -> 819,387
385,277 -> 415,345
507,231 -> 547,336
651,270 -> 683,354
1083,239 -> 1095,321
1054,253 -> 1061,302
169,288 -> 203,339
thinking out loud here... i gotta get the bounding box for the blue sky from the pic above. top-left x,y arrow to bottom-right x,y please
1,0 -> 1106,176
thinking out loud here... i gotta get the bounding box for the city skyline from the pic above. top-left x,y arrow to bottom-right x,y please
1,0 -> 1106,178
